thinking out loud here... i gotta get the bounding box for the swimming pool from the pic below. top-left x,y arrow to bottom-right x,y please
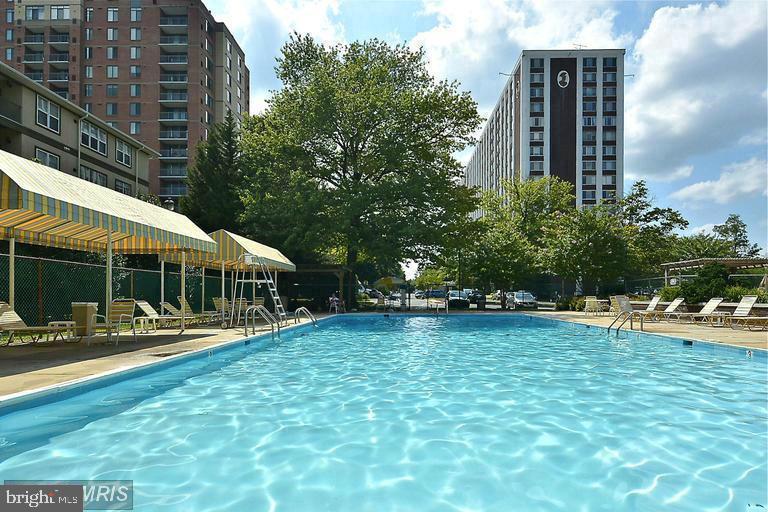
0,314 -> 765,510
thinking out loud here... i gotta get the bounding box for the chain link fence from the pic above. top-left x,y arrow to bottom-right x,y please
0,253 -> 265,326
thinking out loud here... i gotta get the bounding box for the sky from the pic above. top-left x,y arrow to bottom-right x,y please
207,0 -> 768,253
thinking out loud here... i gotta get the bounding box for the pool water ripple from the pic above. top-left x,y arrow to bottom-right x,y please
0,314 -> 765,511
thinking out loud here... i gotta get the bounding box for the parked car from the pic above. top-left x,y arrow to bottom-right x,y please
366,289 -> 384,299
447,290 -> 470,309
509,291 -> 537,309
423,289 -> 446,299
414,290 -> 425,299
466,290 -> 485,304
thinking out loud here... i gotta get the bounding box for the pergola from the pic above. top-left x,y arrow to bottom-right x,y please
160,229 -> 295,314
0,149 -> 216,329
660,258 -> 768,285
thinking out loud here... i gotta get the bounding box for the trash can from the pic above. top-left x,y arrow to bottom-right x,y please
72,302 -> 98,336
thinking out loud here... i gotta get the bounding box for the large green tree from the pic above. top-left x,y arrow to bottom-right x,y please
713,214 -> 761,257
672,233 -> 733,260
238,34 -> 481,270
181,111 -> 242,233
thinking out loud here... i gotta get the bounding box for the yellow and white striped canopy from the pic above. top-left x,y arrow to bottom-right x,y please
0,149 -> 216,255
162,229 -> 296,271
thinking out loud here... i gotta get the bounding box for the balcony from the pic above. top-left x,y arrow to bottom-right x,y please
159,74 -> 188,83
23,53 -> 44,63
48,52 -> 69,63
159,54 -> 188,64
159,165 -> 187,177
159,92 -> 188,102
159,16 -> 188,26
0,101 -> 22,123
49,33 -> 69,43
159,111 -> 188,122
24,71 -> 43,82
48,71 -> 68,81
23,34 -> 45,44
159,183 -> 188,197
159,36 -> 188,45
159,148 -> 188,159
159,130 -> 188,140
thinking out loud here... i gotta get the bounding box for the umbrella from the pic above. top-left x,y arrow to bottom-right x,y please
374,276 -> 405,289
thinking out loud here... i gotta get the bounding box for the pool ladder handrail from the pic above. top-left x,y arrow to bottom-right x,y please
294,306 -> 317,327
607,311 -> 643,335
245,304 -> 281,339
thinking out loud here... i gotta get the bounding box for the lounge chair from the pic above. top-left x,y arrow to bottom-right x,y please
583,296 -> 604,316
134,300 -> 182,332
657,297 -> 686,321
178,296 -> 220,324
668,298 -> 724,325
609,296 -> 621,314
91,298 -> 136,345
0,302 -> 78,345
636,297 -> 684,322
726,296 -> 768,330
161,301 -> 197,326
213,297 -> 233,325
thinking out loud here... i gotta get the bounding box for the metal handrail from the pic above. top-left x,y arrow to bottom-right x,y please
294,307 -> 317,327
245,305 -> 280,339
607,311 -> 643,335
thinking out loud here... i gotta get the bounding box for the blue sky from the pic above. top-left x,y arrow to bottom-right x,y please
208,0 -> 767,250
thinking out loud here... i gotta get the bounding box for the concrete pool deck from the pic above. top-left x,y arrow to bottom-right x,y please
0,311 -> 765,402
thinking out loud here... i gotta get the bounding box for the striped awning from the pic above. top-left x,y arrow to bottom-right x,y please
0,149 -> 216,255
162,229 -> 296,271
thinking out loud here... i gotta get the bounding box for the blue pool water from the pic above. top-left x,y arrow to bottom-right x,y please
0,315 -> 766,510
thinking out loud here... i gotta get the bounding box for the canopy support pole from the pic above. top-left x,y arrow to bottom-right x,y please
664,268 -> 669,287
8,237 -> 15,310
160,260 -> 165,310
106,230 -> 112,322
180,252 -> 186,333
201,266 -> 205,315
221,262 -> 225,323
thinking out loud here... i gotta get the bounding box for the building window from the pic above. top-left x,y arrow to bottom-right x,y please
530,58 -> 544,68
4,48 -> 11,61
106,66 -> 118,79
583,116 -> 596,126
5,9 -> 13,23
603,101 -> 616,112
530,161 -> 544,172
84,84 -> 93,97
226,55 -> 232,69
35,148 -> 59,169
583,101 -> 596,112
226,72 -> 231,86
105,84 -> 117,97
530,146 -> 543,156
130,65 -> 141,78
84,47 -> 92,60
106,47 -> 118,60
115,179 -> 132,195
603,129 -> 616,142
116,139 -> 132,167
530,117 -> 544,127
530,87 -> 544,98
582,161 -> 596,171
226,38 -> 232,53
130,7 -> 141,22
80,120 -> 107,155
36,95 -> 61,133
85,7 -> 93,22
583,72 -> 596,82
583,86 -> 596,97
226,90 -> 232,103
583,190 -> 596,200
130,28 -> 141,41
582,146 -> 596,156
530,131 -> 543,141
583,130 -> 596,142
603,57 -> 617,68
602,190 -> 616,200
25,6 -> 44,20
583,57 -> 596,68
83,103 -> 92,113
79,165 -> 107,186
129,122 -> 140,135
107,28 -> 118,41
130,47 -> 141,59
531,102 -> 544,113
582,174 -> 596,185
603,72 -> 617,82
106,103 -> 118,116
107,7 -> 118,22
238,55 -> 242,69
129,84 -> 140,97
129,103 -> 141,116
4,29 -> 11,42
530,72 -> 544,83
603,116 -> 616,126
84,28 -> 93,40
602,174 -> 616,186
84,65 -> 93,78
603,160 -> 617,171
603,86 -> 616,97
50,5 -> 69,20
603,145 -> 616,156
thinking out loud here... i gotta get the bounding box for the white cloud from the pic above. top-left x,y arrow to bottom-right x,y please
670,157 -> 768,206
410,0 -> 632,111
685,223 -> 717,236
625,1 -> 768,180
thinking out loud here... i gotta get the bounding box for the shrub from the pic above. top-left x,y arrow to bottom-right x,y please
555,296 -> 586,311
723,286 -> 768,303
678,263 -> 728,304
659,286 -> 680,301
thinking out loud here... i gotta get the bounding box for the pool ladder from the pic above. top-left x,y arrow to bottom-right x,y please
607,311 -> 643,335
294,307 -> 317,327
245,305 -> 281,339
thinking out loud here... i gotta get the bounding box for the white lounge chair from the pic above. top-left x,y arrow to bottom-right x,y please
668,298 -> 723,325
91,298 -> 136,345
134,300 -> 182,332
725,296 -> 768,330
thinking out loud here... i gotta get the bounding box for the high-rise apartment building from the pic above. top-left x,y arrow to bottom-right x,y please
465,49 -> 624,215
2,0 -> 250,202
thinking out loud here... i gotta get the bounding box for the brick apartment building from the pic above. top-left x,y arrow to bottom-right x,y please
2,0 -> 249,202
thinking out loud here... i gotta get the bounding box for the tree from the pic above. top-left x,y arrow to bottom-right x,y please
617,180 -> 688,276
181,111 -> 242,233
673,233 -> 733,260
239,34 -> 481,271
542,206 -> 627,294
713,214 -> 761,257
414,267 -> 450,290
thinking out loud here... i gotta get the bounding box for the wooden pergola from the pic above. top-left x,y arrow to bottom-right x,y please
660,258 -> 768,285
